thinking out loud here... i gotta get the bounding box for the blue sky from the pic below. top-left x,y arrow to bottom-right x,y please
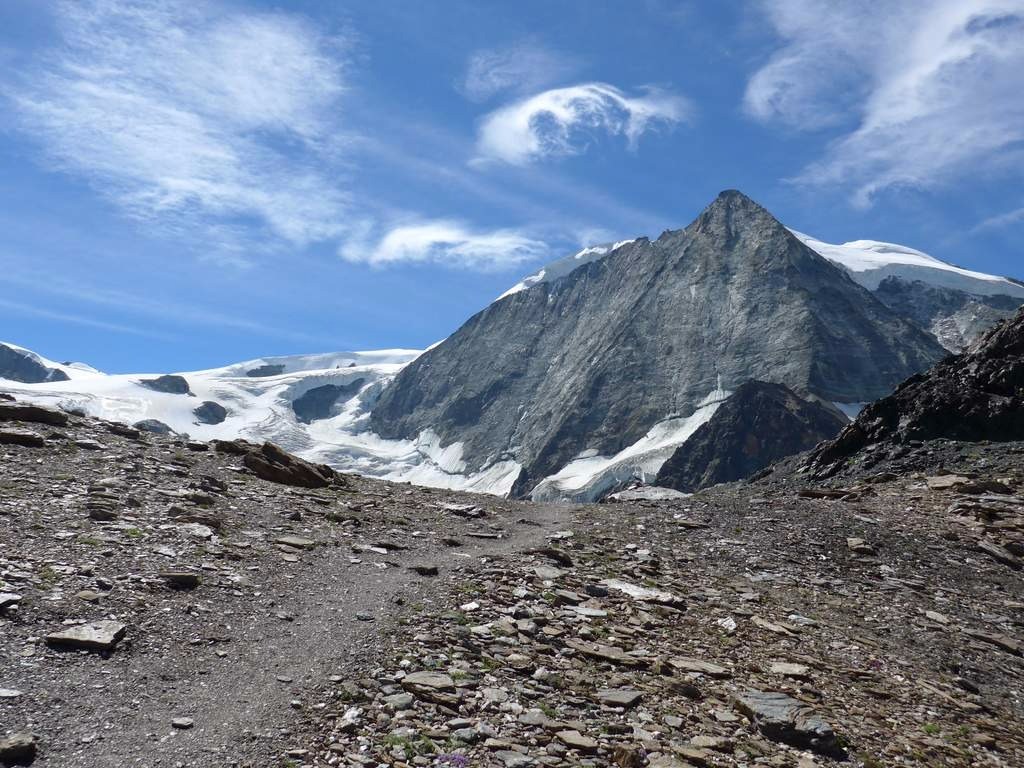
1,0 -> 1022,372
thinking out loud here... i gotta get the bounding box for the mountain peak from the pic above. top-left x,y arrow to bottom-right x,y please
690,189 -> 783,242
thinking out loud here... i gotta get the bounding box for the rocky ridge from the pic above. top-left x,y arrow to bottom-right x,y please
654,382 -> 846,493
806,306 -> 1024,479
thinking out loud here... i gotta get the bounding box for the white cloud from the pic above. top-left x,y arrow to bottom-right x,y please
746,0 -> 1024,206
461,42 -> 578,101
7,0 -> 350,249
475,83 -> 689,166
974,206 -> 1024,232
340,220 -> 549,269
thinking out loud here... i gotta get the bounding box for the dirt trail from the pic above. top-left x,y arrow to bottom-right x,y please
0,407 -> 573,768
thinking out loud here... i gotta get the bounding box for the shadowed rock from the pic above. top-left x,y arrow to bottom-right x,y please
246,364 -> 285,378
139,374 -> 191,395
733,690 -> 843,757
292,380 -> 365,424
193,401 -> 228,425
0,403 -> 69,427
807,305 -> 1024,477
0,343 -> 69,384
242,441 -> 337,488
0,429 -> 45,448
134,419 -> 174,435
655,381 -> 846,492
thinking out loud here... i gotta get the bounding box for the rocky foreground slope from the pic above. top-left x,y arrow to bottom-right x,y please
2,394 -> 1023,767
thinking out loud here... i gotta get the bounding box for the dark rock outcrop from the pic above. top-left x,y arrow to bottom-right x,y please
134,419 -> 174,435
807,306 -> 1024,477
0,402 -> 70,427
242,441 -> 338,488
874,276 -> 1021,351
0,343 -> 70,383
246,364 -> 285,378
0,428 -> 45,448
292,380 -> 365,424
139,375 -> 191,395
372,190 -> 946,497
655,381 -> 846,492
193,401 -> 228,425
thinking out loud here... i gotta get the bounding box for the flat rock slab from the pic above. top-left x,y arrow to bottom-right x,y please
733,690 -> 842,757
0,428 -> 44,447
0,402 -> 69,426
669,657 -> 731,678
601,578 -> 685,608
596,688 -> 643,708
555,729 -> 599,753
770,662 -> 812,679
45,620 -> 127,651
401,671 -> 455,692
927,474 -> 970,490
275,535 -> 316,550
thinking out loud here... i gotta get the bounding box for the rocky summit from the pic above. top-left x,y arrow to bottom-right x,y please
372,191 -> 946,499
2,368 -> 1023,767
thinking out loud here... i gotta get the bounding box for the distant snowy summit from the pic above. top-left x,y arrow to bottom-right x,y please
789,230 -> 1024,298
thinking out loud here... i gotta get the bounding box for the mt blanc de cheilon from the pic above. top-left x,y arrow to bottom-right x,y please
5,192 -> 1023,501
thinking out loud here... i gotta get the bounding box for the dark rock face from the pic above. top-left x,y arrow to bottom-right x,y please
0,343 -> 70,384
134,419 -> 174,435
292,380 -> 365,424
655,381 -> 846,493
807,306 -> 1024,477
139,375 -> 191,395
874,276 -> 1021,351
372,190 -> 946,496
0,402 -> 70,427
241,441 -> 338,488
246,364 -> 285,378
193,401 -> 228,425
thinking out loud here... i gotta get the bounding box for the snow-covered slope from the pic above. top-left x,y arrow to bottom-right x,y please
497,240 -> 636,300
0,343 -> 521,495
790,230 -> 1024,297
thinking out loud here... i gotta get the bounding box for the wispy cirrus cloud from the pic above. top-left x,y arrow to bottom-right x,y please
746,0 -> 1024,207
474,83 -> 689,166
461,41 -> 579,102
340,220 -> 549,270
6,0 -> 351,254
973,206 -> 1024,233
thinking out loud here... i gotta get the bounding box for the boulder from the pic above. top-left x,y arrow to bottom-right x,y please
139,374 -> 191,395
733,690 -> 842,757
0,429 -> 44,448
45,620 -> 127,651
0,403 -> 69,427
134,419 -> 174,435
0,732 -> 37,766
193,400 -> 228,425
292,380 -> 365,424
242,442 -> 337,488
245,364 -> 285,378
